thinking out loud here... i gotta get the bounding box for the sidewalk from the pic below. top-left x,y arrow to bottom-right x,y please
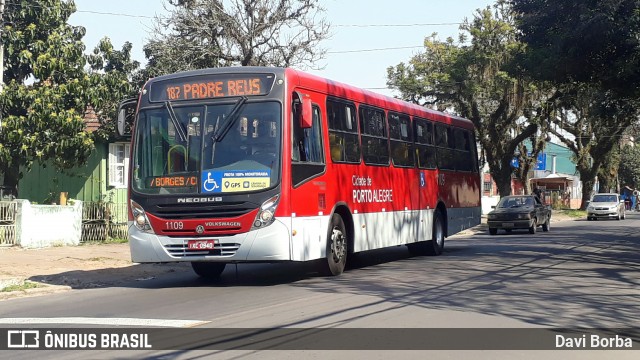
0,243 -> 188,301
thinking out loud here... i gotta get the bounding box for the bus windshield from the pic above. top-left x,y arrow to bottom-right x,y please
132,101 -> 281,195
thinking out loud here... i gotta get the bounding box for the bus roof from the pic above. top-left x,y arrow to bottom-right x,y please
145,66 -> 474,130
285,67 -> 473,130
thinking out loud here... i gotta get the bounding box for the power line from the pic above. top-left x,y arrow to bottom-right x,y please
327,45 -> 424,54
76,10 -> 154,19
8,2 -> 465,27
335,22 -> 463,28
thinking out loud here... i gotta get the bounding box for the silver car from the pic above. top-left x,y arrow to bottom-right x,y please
587,193 -> 626,220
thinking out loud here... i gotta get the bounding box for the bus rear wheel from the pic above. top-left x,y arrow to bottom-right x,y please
321,214 -> 348,276
407,211 -> 445,256
425,211 -> 445,256
191,262 -> 226,280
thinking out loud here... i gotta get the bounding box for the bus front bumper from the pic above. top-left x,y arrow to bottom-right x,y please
127,219 -> 292,263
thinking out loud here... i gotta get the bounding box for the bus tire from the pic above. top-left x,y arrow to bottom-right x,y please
321,214 -> 348,276
425,211 -> 445,256
191,262 -> 226,280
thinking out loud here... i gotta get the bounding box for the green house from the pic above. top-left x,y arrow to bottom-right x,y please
19,142 -> 129,204
17,139 -> 131,241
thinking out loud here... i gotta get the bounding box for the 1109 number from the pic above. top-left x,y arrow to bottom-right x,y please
166,221 -> 184,230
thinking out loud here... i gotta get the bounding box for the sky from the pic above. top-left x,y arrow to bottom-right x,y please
68,0 -> 495,97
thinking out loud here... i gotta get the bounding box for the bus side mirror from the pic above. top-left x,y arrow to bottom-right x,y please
116,98 -> 138,137
117,107 -> 126,137
298,95 -> 313,129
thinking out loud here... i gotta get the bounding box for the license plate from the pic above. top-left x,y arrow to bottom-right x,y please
187,240 -> 216,250
502,223 -> 514,228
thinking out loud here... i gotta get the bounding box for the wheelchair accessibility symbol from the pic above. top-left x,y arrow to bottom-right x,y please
420,172 -> 425,187
203,172 -> 220,192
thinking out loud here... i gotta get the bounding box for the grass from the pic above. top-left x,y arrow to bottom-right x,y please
81,238 -> 129,246
1,281 -> 43,293
557,209 -> 587,218
87,257 -> 113,262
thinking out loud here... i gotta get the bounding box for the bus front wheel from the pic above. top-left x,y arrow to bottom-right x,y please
191,262 -> 226,280
321,214 -> 348,276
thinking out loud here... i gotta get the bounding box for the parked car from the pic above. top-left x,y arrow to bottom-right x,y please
487,195 -> 552,235
586,193 -> 625,220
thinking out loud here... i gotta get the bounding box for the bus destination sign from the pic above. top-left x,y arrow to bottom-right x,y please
150,73 -> 276,102
147,174 -> 198,188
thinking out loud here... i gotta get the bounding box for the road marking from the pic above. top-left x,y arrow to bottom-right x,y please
0,317 -> 209,328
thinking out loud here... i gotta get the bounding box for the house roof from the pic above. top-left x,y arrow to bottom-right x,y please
83,106 -> 100,132
530,173 -> 575,184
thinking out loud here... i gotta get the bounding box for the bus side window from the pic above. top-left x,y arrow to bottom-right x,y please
327,98 -> 360,164
359,106 -> 389,166
435,124 -> 454,170
414,118 -> 436,169
292,98 -> 326,187
388,112 -> 414,168
292,105 -> 323,163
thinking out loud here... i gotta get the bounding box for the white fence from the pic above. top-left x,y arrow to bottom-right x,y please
0,201 -> 17,246
482,196 -> 500,215
10,200 -> 83,248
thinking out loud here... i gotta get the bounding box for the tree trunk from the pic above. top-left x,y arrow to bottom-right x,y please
597,175 -> 616,194
493,168 -> 513,197
580,178 -> 595,210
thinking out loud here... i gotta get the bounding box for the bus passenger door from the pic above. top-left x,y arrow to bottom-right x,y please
289,91 -> 327,261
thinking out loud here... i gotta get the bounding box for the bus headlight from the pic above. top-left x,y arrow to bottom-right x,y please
251,195 -> 279,230
130,200 -> 154,233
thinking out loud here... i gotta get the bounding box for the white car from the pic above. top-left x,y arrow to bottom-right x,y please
587,193 -> 626,220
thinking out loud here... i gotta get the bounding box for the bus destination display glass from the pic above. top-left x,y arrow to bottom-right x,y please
149,73 -> 276,102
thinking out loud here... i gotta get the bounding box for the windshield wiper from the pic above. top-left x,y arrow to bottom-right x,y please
212,96 -> 248,142
164,101 -> 187,142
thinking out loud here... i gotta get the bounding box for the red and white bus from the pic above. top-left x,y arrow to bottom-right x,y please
117,66 -> 481,279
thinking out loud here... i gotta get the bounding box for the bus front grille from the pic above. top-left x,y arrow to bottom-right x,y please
152,202 -> 256,219
164,243 -> 241,257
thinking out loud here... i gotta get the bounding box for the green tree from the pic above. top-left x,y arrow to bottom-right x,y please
387,3 -> 552,196
0,0 -> 94,195
142,0 -> 330,78
549,86 -> 637,208
85,38 -> 141,142
0,1 -> 138,196
512,0 -> 640,206
597,143 -> 620,194
511,0 -> 640,99
619,145 -> 640,189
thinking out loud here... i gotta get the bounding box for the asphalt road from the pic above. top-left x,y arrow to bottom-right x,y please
1,212 -> 639,359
